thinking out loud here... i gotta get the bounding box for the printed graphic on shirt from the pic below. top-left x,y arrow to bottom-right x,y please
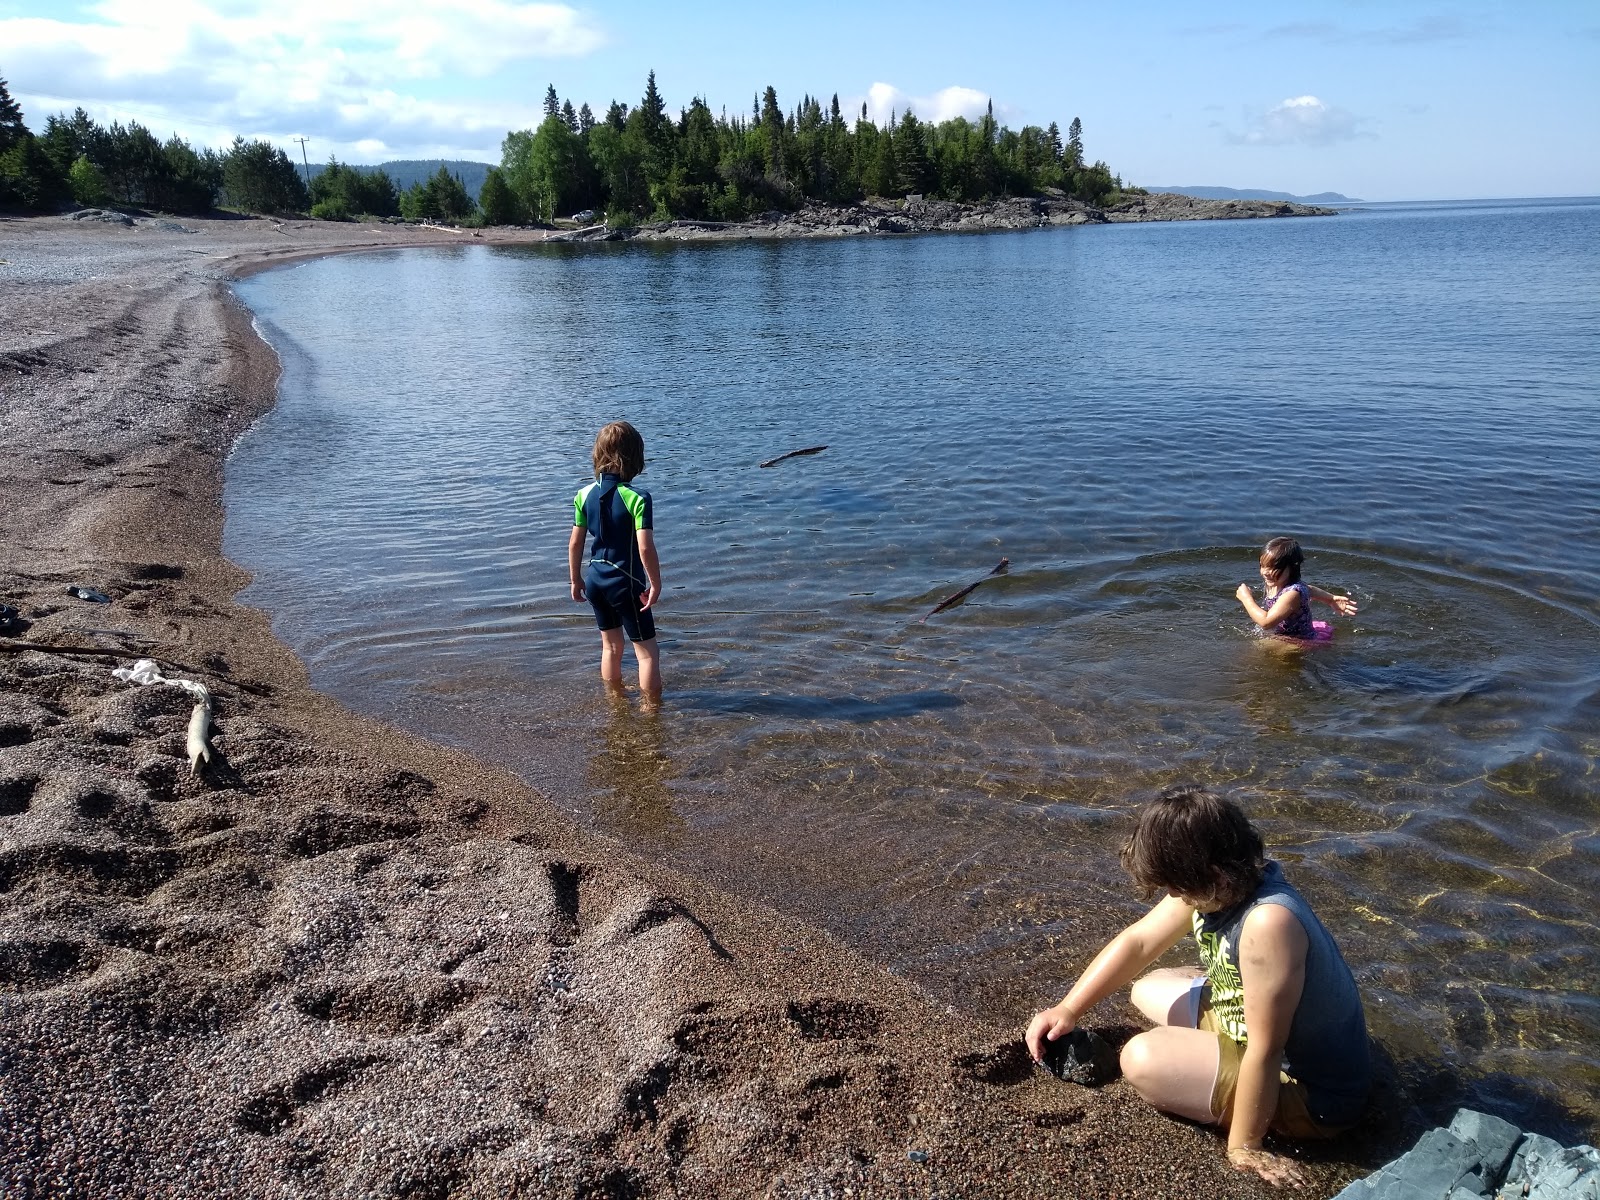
1194,917 -> 1248,1044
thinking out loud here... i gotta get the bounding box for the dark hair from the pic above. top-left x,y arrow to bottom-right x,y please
593,421 -> 645,481
1120,786 -> 1265,909
1260,537 -> 1304,585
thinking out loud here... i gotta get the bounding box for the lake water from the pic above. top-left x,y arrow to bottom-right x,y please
226,198 -> 1600,1138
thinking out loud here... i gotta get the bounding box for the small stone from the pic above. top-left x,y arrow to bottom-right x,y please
906,1149 -> 928,1164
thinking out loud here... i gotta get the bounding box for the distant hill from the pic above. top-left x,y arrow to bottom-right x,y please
1143,185 -> 1361,204
306,159 -> 496,199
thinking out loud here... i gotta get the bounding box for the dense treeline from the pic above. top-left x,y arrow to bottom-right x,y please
2,67 -> 1124,225
494,74 -> 1121,225
0,72 -> 315,215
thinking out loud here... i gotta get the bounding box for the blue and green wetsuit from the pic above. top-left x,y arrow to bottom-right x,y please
574,472 -> 655,642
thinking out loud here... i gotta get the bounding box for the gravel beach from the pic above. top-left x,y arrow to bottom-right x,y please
0,211 -> 1382,1197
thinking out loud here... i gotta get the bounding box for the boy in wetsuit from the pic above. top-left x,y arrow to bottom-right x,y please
1025,786 -> 1370,1188
568,421 -> 663,704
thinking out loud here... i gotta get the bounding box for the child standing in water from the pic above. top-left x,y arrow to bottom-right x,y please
1235,537 -> 1357,640
1026,787 -> 1371,1188
569,421 -> 662,704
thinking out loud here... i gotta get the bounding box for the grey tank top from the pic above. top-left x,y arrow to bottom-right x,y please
1192,861 -> 1371,1125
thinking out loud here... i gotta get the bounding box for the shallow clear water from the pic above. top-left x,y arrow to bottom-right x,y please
227,198 -> 1600,1137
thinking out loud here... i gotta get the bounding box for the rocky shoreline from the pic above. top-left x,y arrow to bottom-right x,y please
547,190 -> 1336,243
0,210 -> 1385,1197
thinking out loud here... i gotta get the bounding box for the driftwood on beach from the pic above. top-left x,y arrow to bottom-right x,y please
759,444 -> 829,468
922,557 -> 1010,621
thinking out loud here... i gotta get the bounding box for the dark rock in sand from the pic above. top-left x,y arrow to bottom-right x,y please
1039,1028 -> 1120,1087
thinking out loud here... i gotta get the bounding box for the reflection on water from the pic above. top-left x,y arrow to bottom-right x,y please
227,198 -> 1600,1138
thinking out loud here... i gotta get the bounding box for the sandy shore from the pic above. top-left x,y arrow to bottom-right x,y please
0,211 -> 1383,1197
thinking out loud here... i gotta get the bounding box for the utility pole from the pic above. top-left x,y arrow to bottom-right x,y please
293,137 -> 311,190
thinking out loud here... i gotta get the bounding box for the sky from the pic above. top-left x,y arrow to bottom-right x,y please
2,0 -> 1597,201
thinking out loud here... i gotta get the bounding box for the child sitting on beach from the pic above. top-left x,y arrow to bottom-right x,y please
1235,536 -> 1357,640
1025,786 -> 1371,1188
569,421 -> 662,703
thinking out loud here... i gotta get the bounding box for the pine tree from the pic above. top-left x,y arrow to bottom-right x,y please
577,103 -> 596,135
543,85 -> 560,120
0,74 -> 26,153
1067,116 -> 1083,165
478,166 -> 523,224
561,99 -> 578,133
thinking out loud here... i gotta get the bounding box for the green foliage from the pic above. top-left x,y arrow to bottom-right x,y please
309,197 -> 350,221
0,79 -> 70,212
68,155 -> 108,206
0,73 -> 27,154
398,166 -> 476,222
309,158 -> 398,218
222,137 -> 307,213
477,166 -> 523,225
0,134 -> 67,211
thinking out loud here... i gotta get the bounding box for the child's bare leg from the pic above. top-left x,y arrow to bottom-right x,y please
633,636 -> 661,702
1130,966 -> 1206,1026
600,628 -> 625,687
1119,1025 -> 1222,1123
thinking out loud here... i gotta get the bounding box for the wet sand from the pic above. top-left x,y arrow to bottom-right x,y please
0,212 -> 1386,1196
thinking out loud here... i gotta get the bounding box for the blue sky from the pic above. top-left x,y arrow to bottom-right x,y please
3,0 -> 1596,200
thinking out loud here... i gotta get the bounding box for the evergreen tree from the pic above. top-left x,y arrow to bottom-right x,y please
894,110 -> 933,197
0,73 -> 27,153
1067,117 -> 1083,165
222,137 -> 308,213
543,85 -> 560,120
477,165 -> 523,224
561,98 -> 578,133
577,102 -> 596,135
0,135 -> 66,210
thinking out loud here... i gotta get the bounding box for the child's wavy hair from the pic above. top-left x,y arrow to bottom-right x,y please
1120,786 -> 1266,910
592,421 -> 645,481
1260,537 -> 1304,585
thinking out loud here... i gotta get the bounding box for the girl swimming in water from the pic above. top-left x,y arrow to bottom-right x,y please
1235,537 -> 1357,640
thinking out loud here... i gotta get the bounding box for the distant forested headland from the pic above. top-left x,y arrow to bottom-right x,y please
0,69 -> 1128,225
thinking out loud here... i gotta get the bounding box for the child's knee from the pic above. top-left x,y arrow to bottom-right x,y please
1119,1032 -> 1159,1094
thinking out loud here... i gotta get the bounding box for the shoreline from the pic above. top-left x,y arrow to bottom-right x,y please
546,191 -> 1338,243
0,212 -> 1383,1196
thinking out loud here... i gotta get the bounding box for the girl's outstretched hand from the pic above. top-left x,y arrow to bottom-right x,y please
1024,1003 -> 1076,1062
1228,1146 -> 1308,1189
1330,594 -> 1358,616
1235,583 -> 1254,604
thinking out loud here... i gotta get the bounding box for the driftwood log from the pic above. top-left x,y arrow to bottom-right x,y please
920,558 -> 1010,622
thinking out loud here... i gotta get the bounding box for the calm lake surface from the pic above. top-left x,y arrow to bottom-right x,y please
227,197 -> 1600,1137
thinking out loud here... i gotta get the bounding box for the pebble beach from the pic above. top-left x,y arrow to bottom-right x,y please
0,210 -> 1392,1198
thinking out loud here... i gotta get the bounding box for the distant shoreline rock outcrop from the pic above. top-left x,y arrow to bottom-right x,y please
545,191 -> 1337,243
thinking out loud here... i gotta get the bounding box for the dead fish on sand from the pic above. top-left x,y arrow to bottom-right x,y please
187,696 -> 214,775
759,445 -> 829,468
921,558 -> 1010,622
112,657 -> 215,775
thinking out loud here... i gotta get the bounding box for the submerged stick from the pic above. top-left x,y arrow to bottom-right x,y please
920,558 -> 1010,622
759,445 -> 829,468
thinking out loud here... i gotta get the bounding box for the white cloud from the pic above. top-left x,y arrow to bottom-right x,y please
1,0 -> 604,159
859,82 -> 999,127
1233,95 -> 1369,146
